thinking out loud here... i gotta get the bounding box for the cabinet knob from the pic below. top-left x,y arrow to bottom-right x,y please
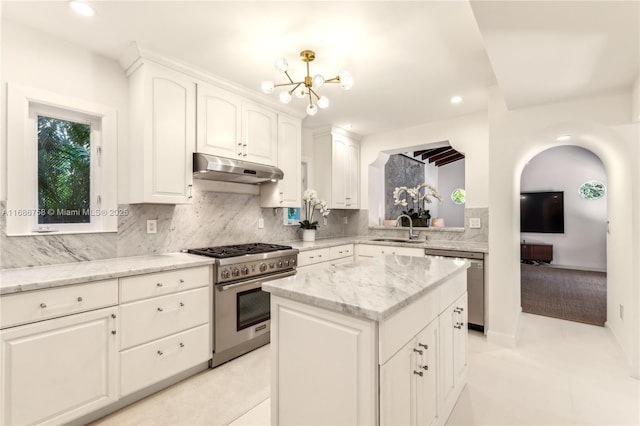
39,303 -> 47,308
179,302 -> 185,307
157,282 -> 163,287
179,342 -> 185,348
157,307 -> 164,312
111,330 -> 117,335
157,350 -> 164,356
77,296 -> 83,302
422,365 -> 429,371
179,279 -> 185,283
111,313 -> 117,319
454,323 -> 462,329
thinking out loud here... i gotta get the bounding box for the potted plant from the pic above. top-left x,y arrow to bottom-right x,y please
299,189 -> 330,241
393,183 -> 441,227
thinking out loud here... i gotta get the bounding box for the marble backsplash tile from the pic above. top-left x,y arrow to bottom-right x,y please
0,191 -> 361,268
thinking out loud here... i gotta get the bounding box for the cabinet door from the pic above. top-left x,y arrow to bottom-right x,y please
345,141 -> 360,209
438,302 -> 456,408
331,135 -> 348,208
380,338 -> 416,425
145,64 -> 195,203
415,320 -> 438,426
242,102 -> 277,166
196,84 -> 242,159
452,293 -> 468,386
260,114 -> 301,207
1,307 -> 118,425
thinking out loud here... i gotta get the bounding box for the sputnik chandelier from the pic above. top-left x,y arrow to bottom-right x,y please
261,50 -> 353,116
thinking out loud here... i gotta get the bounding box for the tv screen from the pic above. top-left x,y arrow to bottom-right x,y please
520,191 -> 564,233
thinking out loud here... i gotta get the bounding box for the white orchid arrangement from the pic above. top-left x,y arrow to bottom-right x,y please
299,189 -> 331,230
393,183 -> 442,221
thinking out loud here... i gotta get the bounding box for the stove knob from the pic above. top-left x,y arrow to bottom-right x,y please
283,259 -> 289,267
221,270 -> 230,280
277,261 -> 283,268
269,263 -> 275,269
259,263 -> 268,273
290,258 -> 296,266
231,268 -> 240,277
241,266 -> 249,276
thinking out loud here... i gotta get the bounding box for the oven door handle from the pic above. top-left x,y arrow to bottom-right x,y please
218,270 -> 297,292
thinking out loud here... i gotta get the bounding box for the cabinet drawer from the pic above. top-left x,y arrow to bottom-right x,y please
330,244 -> 354,260
297,248 -> 331,267
120,286 -> 210,349
0,279 -> 118,329
120,324 -> 210,396
119,266 -> 210,303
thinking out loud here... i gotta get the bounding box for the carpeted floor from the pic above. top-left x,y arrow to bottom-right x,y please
520,264 -> 607,326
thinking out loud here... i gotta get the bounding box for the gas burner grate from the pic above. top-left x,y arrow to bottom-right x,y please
187,243 -> 293,259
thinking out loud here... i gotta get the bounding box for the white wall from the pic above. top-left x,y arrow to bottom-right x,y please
520,146 -> 607,270
436,159 -> 465,227
424,162 -> 439,219
0,20 -> 129,202
361,112 -> 489,226
487,86 -> 639,376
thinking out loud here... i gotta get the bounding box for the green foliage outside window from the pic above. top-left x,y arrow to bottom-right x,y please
38,115 -> 91,224
451,188 -> 465,205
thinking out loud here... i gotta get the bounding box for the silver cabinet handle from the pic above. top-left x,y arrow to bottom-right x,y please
157,350 -> 163,356
417,343 -> 428,349
111,330 -> 117,335
77,296 -> 83,302
157,282 -> 163,287
111,313 -> 117,319
422,365 -> 429,371
179,279 -> 184,283
40,303 -> 47,308
157,307 -> 163,312
413,348 -> 423,355
454,323 -> 463,329
413,371 -> 423,377
179,342 -> 185,348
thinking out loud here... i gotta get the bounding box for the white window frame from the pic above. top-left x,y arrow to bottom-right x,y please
6,83 -> 117,236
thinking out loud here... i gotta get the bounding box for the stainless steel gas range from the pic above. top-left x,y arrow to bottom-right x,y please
187,243 -> 298,367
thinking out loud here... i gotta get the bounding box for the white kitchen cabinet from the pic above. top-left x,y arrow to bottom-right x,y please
313,127 -> 361,209
197,83 -> 277,166
127,60 -> 196,204
439,293 -> 468,417
296,244 -> 354,271
380,319 -> 438,426
118,267 -> 212,396
260,113 -> 302,207
356,243 -> 425,259
0,306 -> 118,425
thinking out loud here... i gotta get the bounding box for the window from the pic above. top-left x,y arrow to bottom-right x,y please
451,188 -> 466,205
579,180 -> 606,200
6,84 -> 117,236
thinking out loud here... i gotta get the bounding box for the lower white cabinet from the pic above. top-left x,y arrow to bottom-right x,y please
0,307 -> 118,425
380,319 -> 438,426
297,244 -> 354,271
439,293 -> 468,416
356,244 -> 425,259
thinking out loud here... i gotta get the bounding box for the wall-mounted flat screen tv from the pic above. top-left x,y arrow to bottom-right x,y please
520,191 -> 564,233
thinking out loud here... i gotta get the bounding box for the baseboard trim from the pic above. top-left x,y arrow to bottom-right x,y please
486,329 -> 517,347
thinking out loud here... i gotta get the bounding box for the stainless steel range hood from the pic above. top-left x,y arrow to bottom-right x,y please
193,153 -> 283,184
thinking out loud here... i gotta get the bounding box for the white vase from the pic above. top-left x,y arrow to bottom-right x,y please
302,229 -> 316,242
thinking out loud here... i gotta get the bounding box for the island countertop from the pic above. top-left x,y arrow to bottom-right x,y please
262,255 -> 469,322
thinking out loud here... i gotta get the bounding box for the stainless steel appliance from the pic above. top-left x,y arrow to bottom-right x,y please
187,243 -> 298,367
424,248 -> 485,332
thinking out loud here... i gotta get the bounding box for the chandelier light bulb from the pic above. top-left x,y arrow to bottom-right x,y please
294,87 -> 306,99
312,74 -> 325,88
338,70 -> 354,90
317,96 -> 329,109
279,91 -> 292,104
261,81 -> 275,94
306,104 -> 318,116
274,58 -> 288,72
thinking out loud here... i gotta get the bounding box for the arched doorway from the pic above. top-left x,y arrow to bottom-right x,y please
519,145 -> 607,326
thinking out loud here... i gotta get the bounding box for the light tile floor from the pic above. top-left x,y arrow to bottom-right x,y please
93,313 -> 639,425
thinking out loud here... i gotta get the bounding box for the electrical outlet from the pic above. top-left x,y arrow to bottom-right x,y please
258,217 -> 264,229
469,218 -> 481,229
146,219 -> 157,234
343,217 -> 348,225
620,304 -> 624,320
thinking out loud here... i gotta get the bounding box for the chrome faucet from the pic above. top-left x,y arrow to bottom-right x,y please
396,214 -> 419,240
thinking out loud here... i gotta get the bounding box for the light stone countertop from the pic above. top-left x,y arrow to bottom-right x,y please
287,236 -> 488,253
0,253 -> 215,295
263,255 -> 470,321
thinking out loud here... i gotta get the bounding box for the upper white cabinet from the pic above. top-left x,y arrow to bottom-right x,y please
260,113 -> 302,207
127,60 -> 196,204
313,127 -> 361,209
197,83 -> 278,166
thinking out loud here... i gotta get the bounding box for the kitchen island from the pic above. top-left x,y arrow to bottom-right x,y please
263,255 -> 469,426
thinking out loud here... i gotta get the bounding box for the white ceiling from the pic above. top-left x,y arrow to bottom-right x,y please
2,1 -> 638,136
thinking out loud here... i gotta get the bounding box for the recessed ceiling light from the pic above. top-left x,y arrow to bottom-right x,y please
450,96 -> 463,104
69,1 -> 95,17
556,134 -> 571,141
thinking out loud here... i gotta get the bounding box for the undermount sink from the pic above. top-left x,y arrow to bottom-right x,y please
371,238 -> 424,244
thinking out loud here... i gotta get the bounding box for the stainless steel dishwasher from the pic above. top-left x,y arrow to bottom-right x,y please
424,248 -> 485,332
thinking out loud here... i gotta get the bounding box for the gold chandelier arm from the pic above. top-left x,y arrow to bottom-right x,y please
274,81 -> 304,89
325,75 -> 341,83
284,70 -> 295,84
309,88 -> 321,101
308,91 -> 313,106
